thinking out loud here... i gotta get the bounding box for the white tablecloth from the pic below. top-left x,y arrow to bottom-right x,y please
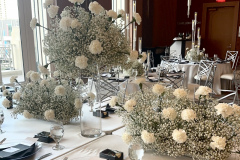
0,97 -> 123,160
54,135 -> 239,160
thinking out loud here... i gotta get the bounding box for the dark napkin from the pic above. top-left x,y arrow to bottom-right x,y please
0,143 -> 35,160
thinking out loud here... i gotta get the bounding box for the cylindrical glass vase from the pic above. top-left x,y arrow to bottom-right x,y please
80,100 -> 102,138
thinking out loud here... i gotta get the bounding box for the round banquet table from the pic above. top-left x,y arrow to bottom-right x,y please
178,62 -> 232,95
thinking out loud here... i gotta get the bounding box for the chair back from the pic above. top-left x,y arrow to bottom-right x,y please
197,60 -> 214,83
225,51 -> 238,69
160,56 -> 179,72
205,65 -> 217,90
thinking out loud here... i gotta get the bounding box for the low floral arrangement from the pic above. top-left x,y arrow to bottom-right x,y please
31,0 -> 142,78
8,70 -> 83,124
111,84 -> 240,160
185,46 -> 204,62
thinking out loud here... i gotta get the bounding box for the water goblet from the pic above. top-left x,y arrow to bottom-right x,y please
50,122 -> 64,150
132,69 -> 138,80
0,110 -> 5,133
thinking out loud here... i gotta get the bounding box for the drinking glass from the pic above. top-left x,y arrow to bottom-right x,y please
128,142 -> 144,160
205,53 -> 209,59
0,110 -> 5,133
50,122 -> 64,150
132,69 -> 138,80
214,54 -> 218,61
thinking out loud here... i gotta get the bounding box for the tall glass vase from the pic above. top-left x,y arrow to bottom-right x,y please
80,65 -> 102,138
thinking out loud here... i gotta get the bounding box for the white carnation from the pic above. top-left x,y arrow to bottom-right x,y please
122,132 -> 132,144
152,84 -> 165,95
214,103 -> 233,118
172,129 -> 187,143
195,86 -> 212,96
26,70 -> 34,79
134,78 -> 146,85
74,98 -> 82,109
30,18 -> 38,30
88,92 -> 95,100
173,88 -> 187,99
2,98 -> 10,108
210,136 -> 226,150
23,110 -> 34,119
71,19 -> 81,28
89,40 -> 103,54
141,130 -> 156,144
106,10 -> 118,19
10,76 -> 18,83
124,99 -> 136,112
30,72 -> 40,82
54,85 -> 66,96
89,1 -> 104,15
162,107 -> 177,121
38,65 -> 49,75
75,55 -> 88,69
181,109 -> 197,122
139,52 -> 147,63
118,9 -> 126,19
129,50 -> 138,61
13,92 -> 21,100
44,0 -> 53,8
133,12 -> 142,25
109,96 -> 118,107
53,71 -> 60,77
2,90 -> 9,97
69,0 -> 85,4
44,109 -> 55,121
47,5 -> 59,18
59,17 -> 72,31
40,79 -> 49,86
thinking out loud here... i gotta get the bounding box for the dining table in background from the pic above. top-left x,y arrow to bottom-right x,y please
0,97 -> 124,160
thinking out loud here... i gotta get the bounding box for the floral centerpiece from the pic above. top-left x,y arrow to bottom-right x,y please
10,70 -> 82,124
185,46 -> 204,62
112,84 -> 240,160
123,51 -> 146,76
31,0 -> 142,78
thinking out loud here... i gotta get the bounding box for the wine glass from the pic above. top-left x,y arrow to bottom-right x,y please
50,122 -> 64,150
0,110 -> 5,134
132,69 -> 138,80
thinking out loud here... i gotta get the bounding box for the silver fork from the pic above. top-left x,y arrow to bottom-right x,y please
0,138 -> 6,145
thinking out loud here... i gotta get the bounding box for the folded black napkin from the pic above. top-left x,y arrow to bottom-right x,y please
0,143 -> 35,159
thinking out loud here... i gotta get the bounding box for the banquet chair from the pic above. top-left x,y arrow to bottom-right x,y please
159,56 -> 185,89
219,57 -> 239,104
220,51 -> 238,89
194,60 -> 214,85
188,62 -> 216,100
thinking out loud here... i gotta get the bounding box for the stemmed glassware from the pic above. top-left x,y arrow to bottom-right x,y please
50,122 -> 64,150
0,110 -> 5,134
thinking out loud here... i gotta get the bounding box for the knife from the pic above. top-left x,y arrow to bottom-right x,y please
35,153 -> 52,160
